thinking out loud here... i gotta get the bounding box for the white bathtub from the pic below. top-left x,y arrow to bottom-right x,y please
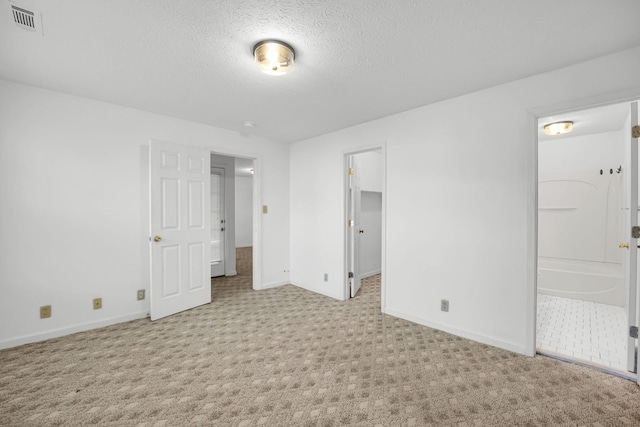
537,257 -> 624,307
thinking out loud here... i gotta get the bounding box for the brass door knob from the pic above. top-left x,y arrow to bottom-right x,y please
620,243 -> 640,249
153,236 -> 162,242
619,243 -> 629,249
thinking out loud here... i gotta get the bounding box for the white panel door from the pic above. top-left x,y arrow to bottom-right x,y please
627,101 -> 640,375
150,140 -> 211,321
348,156 -> 362,298
210,167 -> 225,277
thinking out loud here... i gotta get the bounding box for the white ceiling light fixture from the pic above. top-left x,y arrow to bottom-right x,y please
253,40 -> 295,76
544,121 -> 573,136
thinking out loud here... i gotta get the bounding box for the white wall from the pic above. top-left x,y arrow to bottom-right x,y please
289,47 -> 640,356
235,176 -> 254,247
0,79 -> 290,349
538,131 -> 625,176
357,150 -> 383,192
360,191 -> 382,278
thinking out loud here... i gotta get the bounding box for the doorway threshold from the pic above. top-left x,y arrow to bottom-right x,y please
536,350 -> 637,382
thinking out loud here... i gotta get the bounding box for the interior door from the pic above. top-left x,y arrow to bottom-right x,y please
348,156 -> 362,297
149,140 -> 211,320
627,101 -> 640,376
210,167 -> 225,277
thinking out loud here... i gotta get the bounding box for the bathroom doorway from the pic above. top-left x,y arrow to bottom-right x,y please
536,101 -> 639,378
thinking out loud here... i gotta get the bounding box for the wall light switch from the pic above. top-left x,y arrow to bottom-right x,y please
137,289 -> 145,301
93,298 -> 102,310
262,205 -> 268,214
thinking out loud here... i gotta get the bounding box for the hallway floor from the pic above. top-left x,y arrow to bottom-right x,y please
536,293 -> 628,373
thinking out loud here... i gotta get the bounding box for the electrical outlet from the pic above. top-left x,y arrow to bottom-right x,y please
137,289 -> 145,301
441,299 -> 449,312
40,305 -> 51,319
93,298 -> 102,310
324,273 -> 328,282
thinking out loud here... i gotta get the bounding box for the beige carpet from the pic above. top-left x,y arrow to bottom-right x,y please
1,248 -> 640,426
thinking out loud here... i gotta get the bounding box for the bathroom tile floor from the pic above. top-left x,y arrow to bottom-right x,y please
536,294 -> 629,373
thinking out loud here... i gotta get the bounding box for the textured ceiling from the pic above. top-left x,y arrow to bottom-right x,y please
1,0 -> 640,143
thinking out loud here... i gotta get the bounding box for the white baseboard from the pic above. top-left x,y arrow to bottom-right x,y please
0,312 -> 149,350
259,280 -> 289,290
360,270 -> 381,279
289,281 -> 344,301
383,307 -> 527,356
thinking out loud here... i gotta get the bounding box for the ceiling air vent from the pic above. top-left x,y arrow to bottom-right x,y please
11,5 -> 36,31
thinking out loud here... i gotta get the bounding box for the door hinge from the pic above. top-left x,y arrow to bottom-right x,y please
632,226 -> 640,239
348,272 -> 354,278
348,219 -> 354,227
632,125 -> 640,139
631,326 -> 639,339
348,167 -> 354,175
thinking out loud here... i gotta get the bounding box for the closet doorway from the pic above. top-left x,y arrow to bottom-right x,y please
345,148 -> 385,308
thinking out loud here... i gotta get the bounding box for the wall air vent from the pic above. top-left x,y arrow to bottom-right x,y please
11,5 -> 37,32
12,5 -> 34,29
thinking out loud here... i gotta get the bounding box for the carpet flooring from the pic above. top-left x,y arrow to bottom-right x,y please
1,248 -> 640,426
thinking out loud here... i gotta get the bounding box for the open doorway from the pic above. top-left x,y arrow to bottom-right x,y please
210,166 -> 226,277
536,101 -> 639,379
210,154 -> 255,296
345,149 -> 384,303
209,154 -> 237,278
149,141 -> 261,320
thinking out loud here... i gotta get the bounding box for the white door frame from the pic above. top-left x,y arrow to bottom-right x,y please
529,97 -> 640,382
346,155 -> 362,298
627,101 -> 639,373
343,143 -> 387,312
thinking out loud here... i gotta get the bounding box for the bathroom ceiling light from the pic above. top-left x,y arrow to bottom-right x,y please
544,121 -> 573,136
253,40 -> 295,76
